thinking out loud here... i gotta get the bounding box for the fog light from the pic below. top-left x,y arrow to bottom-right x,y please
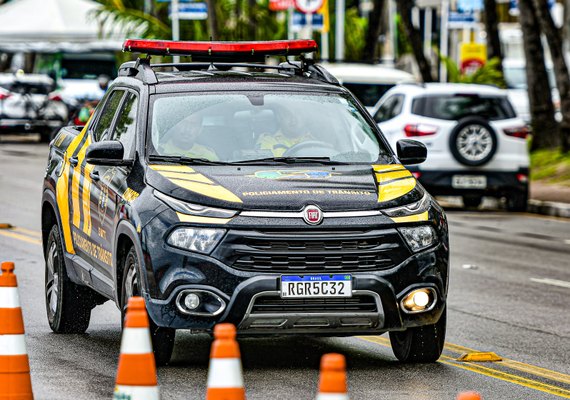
184,293 -> 200,310
401,288 -> 435,313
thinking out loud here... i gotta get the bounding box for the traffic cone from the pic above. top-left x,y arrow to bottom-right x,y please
0,261 -> 33,400
113,297 -> 159,400
457,392 -> 482,400
316,353 -> 348,400
206,323 -> 245,400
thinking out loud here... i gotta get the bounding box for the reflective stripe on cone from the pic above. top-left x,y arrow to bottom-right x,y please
0,261 -> 33,400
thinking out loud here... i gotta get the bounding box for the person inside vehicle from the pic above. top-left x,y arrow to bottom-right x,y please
256,106 -> 314,157
160,113 -> 218,160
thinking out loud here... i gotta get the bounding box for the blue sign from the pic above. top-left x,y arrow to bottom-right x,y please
457,0 -> 483,12
169,2 -> 208,20
291,11 -> 324,31
449,11 -> 475,23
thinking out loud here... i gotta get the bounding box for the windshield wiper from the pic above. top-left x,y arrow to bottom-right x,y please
148,155 -> 230,165
232,157 -> 347,165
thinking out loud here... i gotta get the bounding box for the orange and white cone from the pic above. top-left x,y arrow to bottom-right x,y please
0,261 -> 33,400
113,296 -> 159,400
457,392 -> 482,400
206,323 -> 245,400
316,353 -> 348,400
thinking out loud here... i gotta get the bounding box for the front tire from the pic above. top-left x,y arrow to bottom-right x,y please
120,246 -> 175,366
45,225 -> 94,333
389,308 -> 446,363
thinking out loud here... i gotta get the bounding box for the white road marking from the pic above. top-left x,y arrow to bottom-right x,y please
530,278 -> 570,289
564,239 -> 570,245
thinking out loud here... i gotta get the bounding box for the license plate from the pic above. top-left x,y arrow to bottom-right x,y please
452,175 -> 487,189
280,275 -> 352,298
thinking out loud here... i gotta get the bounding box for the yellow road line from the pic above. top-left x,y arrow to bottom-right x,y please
11,226 -> 42,238
0,230 -> 41,245
359,336 -> 570,398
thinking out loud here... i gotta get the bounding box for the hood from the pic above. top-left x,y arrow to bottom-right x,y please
146,164 -> 419,211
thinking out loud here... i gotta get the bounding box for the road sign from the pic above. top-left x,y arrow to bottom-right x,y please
169,2 -> 207,20
295,0 -> 323,13
269,0 -> 295,11
291,11 -> 324,32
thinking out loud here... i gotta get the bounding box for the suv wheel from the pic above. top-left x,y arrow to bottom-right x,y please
389,308 -> 446,363
450,117 -> 498,166
462,195 -> 483,209
121,246 -> 176,366
45,225 -> 95,333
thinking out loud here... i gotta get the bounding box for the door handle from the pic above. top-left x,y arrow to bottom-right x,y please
69,156 -> 78,167
89,171 -> 100,181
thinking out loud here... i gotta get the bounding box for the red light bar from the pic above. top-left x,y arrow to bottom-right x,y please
122,39 -> 318,60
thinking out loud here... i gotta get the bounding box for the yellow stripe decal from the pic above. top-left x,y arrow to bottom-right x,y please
81,175 -> 92,236
72,135 -> 91,228
149,164 -> 195,173
123,188 -> 140,203
375,170 -> 412,183
159,171 -> 214,184
378,178 -> 416,203
176,213 -> 232,224
169,179 -> 243,203
56,128 -> 88,254
372,164 -> 407,173
390,211 -> 429,224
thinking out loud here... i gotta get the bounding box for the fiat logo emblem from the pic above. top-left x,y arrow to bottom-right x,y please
303,205 -> 323,225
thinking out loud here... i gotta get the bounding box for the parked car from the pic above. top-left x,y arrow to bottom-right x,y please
42,39 -> 449,366
373,83 -> 530,211
322,63 -> 417,112
0,73 -> 68,142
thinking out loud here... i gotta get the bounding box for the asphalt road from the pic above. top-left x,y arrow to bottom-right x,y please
1,139 -> 569,400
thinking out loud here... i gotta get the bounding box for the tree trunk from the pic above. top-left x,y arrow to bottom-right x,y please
518,0 -> 559,150
206,0 -> 218,40
248,0 -> 257,40
532,0 -> 570,152
396,0 -> 433,82
362,0 -> 386,63
483,0 -> 503,72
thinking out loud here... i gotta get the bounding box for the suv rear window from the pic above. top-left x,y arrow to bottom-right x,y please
411,94 -> 516,121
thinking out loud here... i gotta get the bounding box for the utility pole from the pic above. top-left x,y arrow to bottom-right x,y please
172,0 -> 180,63
335,0 -> 345,61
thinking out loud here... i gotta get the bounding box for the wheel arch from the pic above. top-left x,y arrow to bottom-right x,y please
114,221 -> 146,307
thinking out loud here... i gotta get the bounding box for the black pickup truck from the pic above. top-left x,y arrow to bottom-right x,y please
41,39 -> 449,365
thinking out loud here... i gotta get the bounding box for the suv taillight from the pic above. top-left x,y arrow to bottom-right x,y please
404,124 -> 438,137
503,126 -> 530,139
0,92 -> 11,100
48,93 -> 63,102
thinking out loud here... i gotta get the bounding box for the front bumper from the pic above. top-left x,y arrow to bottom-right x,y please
143,243 -> 449,336
410,168 -> 529,197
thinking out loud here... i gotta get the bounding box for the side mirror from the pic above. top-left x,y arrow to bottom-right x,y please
86,140 -> 132,166
396,139 -> 427,165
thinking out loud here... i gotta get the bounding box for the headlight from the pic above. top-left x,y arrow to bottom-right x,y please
383,192 -> 430,217
399,225 -> 436,252
155,190 -> 237,219
167,227 -> 226,254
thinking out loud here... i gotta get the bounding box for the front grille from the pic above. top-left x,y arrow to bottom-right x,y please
212,229 -> 410,273
251,295 -> 377,314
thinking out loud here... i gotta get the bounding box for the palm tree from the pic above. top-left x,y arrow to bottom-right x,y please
518,0 -> 559,150
396,0 -> 433,82
362,0 -> 386,63
532,0 -> 570,152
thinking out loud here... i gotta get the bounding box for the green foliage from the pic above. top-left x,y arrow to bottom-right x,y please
439,53 -> 507,88
530,148 -> 570,184
344,7 -> 367,61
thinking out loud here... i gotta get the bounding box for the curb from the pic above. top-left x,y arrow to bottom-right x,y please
528,199 -> 570,218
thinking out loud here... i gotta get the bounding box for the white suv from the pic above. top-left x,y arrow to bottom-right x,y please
372,83 -> 530,211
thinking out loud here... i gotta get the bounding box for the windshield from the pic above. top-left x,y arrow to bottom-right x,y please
148,92 -> 388,164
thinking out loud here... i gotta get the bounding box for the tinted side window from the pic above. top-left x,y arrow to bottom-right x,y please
109,92 -> 138,155
411,95 -> 516,121
374,94 -> 404,123
92,90 -> 124,141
